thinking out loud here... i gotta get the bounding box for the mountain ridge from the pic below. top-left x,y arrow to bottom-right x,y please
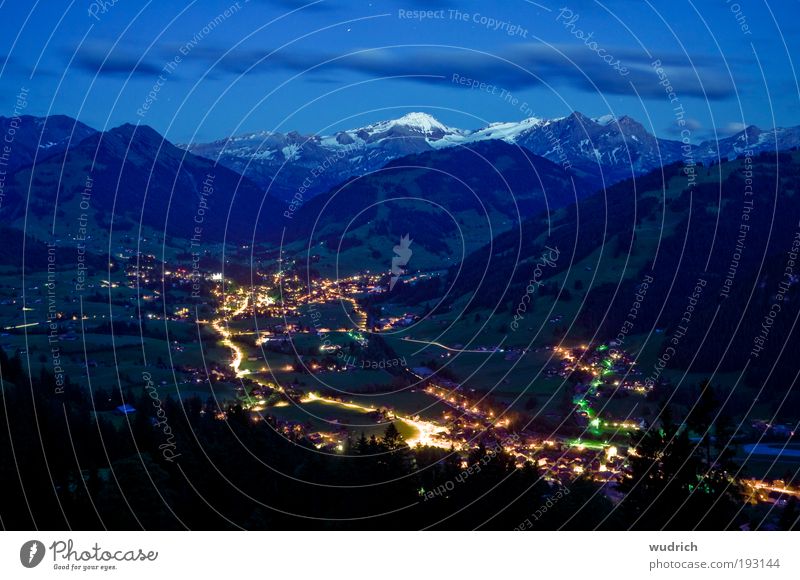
181,111 -> 800,200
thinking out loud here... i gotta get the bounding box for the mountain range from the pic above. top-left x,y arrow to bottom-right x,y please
2,120 -> 283,244
284,139 -> 589,273
2,111 -> 800,394
3,111 -> 799,250
181,111 -> 800,200
0,115 -> 96,174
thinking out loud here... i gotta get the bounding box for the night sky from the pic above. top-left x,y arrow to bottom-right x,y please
1,0 -> 798,143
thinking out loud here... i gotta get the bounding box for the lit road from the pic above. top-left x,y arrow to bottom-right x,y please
301,392 -> 451,449
400,336 -> 498,354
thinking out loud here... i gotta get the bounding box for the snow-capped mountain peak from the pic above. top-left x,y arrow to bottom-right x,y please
387,112 -> 452,134
181,112 -> 800,204
351,111 -> 461,141
461,116 -> 545,145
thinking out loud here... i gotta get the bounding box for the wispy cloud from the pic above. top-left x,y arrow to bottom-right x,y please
69,41 -> 738,101
74,46 -> 165,77
720,121 -> 748,135
255,44 -> 737,100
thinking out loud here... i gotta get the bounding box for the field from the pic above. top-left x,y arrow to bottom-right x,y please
736,443 -> 800,480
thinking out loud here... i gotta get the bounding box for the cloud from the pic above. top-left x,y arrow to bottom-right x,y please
720,121 -> 748,135
664,117 -> 704,136
233,43 -> 737,101
666,119 -> 756,141
69,39 -> 738,103
74,47 -> 164,77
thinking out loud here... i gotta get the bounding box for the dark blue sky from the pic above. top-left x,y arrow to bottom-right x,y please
1,0 -> 798,143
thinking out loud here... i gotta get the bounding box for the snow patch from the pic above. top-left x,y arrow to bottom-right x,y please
281,144 -> 301,161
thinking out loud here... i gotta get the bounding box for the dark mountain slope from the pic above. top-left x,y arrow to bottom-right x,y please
0,114 -> 96,174
286,140 -> 592,274
6,123 -> 283,243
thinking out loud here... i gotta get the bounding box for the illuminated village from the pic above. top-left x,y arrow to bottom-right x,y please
130,252 -> 797,508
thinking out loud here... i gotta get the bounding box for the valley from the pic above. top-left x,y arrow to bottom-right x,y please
2,112 -> 800,530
